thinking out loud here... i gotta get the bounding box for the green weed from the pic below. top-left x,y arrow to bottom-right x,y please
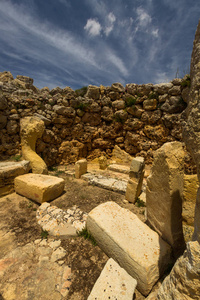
11,155 -> 22,162
125,96 -> 137,107
77,227 -> 97,246
75,86 -> 88,97
148,92 -> 159,100
181,75 -> 191,88
41,229 -> 49,239
135,197 -> 146,207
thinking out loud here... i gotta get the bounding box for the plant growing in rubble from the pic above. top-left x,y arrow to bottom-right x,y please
77,227 -> 97,246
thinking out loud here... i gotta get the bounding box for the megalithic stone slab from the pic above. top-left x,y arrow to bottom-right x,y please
87,258 -> 137,300
86,201 -> 171,296
146,141 -> 185,258
14,173 -> 65,203
75,159 -> 87,179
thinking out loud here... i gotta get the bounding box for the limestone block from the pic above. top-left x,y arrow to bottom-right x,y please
156,241 -> 200,299
112,145 -> 133,164
125,157 -> 145,203
20,116 -> 48,174
146,142 -> 185,258
0,161 -> 31,197
14,174 -> 65,203
143,99 -> 157,111
87,258 -> 137,300
98,156 -> 107,170
87,201 -> 171,296
107,164 -> 130,174
75,159 -> 87,179
183,174 -> 198,225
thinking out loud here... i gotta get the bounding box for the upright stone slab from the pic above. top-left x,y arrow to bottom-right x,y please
75,159 -> 87,179
146,142 -> 185,258
125,157 -> 145,203
20,116 -> 48,174
86,201 -> 171,296
14,173 -> 65,203
156,241 -> 200,299
88,258 -> 137,300
183,20 -> 200,243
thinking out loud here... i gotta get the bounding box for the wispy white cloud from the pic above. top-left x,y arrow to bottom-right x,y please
84,18 -> 102,37
104,12 -> 116,36
136,7 -> 152,28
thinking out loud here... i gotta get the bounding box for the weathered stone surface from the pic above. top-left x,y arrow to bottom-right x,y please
143,99 -> 157,110
146,142 -> 185,258
125,157 -> 145,203
86,85 -> 100,100
160,96 -> 186,113
75,159 -> 87,179
0,94 -> 7,110
112,100 -> 125,110
156,241 -> 200,300
88,258 -> 137,300
153,83 -> 173,94
183,20 -> 200,243
0,71 -> 14,82
20,116 -> 48,174
14,174 -> 65,203
112,145 -> 133,164
111,82 -> 125,93
0,114 -> 7,129
0,161 -> 31,197
107,164 -> 130,174
87,201 -> 171,296
98,156 -> 107,170
183,174 -> 198,226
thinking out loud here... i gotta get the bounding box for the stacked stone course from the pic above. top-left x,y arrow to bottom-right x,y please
0,71 -> 189,166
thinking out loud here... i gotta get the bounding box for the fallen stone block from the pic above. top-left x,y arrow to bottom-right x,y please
87,201 -> 171,296
0,161 -> 30,197
75,159 -> 87,179
87,258 -> 137,300
107,164 -> 130,174
14,174 -> 65,203
98,156 -> 108,170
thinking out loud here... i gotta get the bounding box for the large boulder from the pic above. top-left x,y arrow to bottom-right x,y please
146,142 -> 186,258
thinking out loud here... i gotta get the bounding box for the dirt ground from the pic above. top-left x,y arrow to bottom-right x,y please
0,163 -> 148,300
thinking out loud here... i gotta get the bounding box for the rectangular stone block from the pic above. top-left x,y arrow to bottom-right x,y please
87,258 -> 137,300
75,159 -> 87,179
87,201 -> 171,296
14,174 -> 65,203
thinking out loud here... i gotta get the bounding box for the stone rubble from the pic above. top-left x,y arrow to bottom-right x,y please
0,238 -> 72,299
36,202 -> 88,237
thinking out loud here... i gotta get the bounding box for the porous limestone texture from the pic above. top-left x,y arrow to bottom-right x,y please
82,173 -> 127,194
183,174 -> 198,226
37,202 -> 87,237
107,164 -> 130,174
98,155 -> 108,170
87,258 -> 137,300
14,173 -> 65,203
20,116 -> 48,174
111,145 -> 133,164
86,201 -> 171,296
0,238 -> 72,299
183,20 -> 200,243
125,157 -> 145,203
0,160 -> 30,197
156,241 -> 200,300
75,158 -> 87,179
146,141 -> 185,258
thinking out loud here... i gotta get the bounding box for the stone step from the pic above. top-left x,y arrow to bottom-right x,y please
107,164 -> 130,174
86,201 -> 171,296
82,173 -> 128,194
87,258 -> 137,300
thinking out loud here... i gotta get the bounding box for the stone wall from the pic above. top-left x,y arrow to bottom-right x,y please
0,71 -> 189,166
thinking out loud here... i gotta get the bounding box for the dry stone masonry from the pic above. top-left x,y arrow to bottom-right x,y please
0,71 -> 189,167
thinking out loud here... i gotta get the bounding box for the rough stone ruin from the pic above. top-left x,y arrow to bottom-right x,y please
0,19 -> 200,300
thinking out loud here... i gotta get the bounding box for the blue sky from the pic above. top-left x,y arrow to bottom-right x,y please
0,0 -> 199,90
